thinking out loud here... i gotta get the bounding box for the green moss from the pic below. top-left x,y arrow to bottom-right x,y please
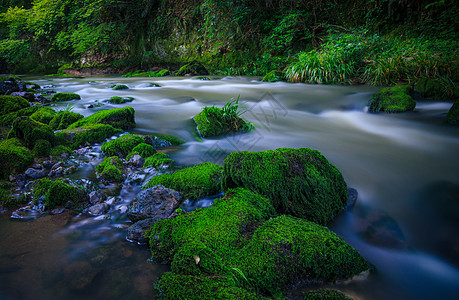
176,60 -> 209,76
67,107 -> 136,130
49,111 -> 84,130
112,84 -> 129,90
7,116 -> 55,148
156,69 -> 170,76
33,139 -> 51,158
262,70 -> 283,82
147,133 -> 185,147
446,101 -> 459,125
414,78 -> 445,98
101,134 -> 145,157
303,289 -> 352,300
0,138 -> 34,179
50,145 -> 72,156
143,153 -> 174,168
51,92 -> 81,102
154,272 -> 260,300
55,124 -> 122,149
236,215 -> 370,296
222,148 -> 348,225
0,95 -> 30,116
0,181 -> 29,208
144,162 -> 222,200
24,81 -> 41,89
95,156 -> 124,182
107,96 -> 135,104
126,143 -> 155,160
368,85 -> 416,113
30,107 -> 56,125
33,178 -> 86,209
0,106 -> 41,126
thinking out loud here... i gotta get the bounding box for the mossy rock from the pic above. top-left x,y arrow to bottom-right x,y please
446,101 -> 459,125
51,92 -> 81,102
303,289 -> 352,300
49,111 -> 84,130
193,106 -> 253,138
24,81 -> 41,89
55,124 -> 122,149
107,96 -> 134,104
7,116 -> 55,148
33,139 -> 52,158
176,60 -> 209,76
0,138 -> 34,179
50,145 -> 72,157
414,78 -> 445,99
101,134 -> 145,157
33,178 -> 87,209
67,107 -> 136,130
30,107 -> 56,125
0,95 -> 30,116
368,85 -> 416,113
236,215 -> 370,296
143,153 -> 174,169
144,162 -> 222,200
144,133 -> 185,148
95,156 -> 125,182
222,148 -> 348,225
0,106 -> 41,126
262,70 -> 283,82
126,143 -> 155,160
154,272 -> 260,300
112,84 -> 129,90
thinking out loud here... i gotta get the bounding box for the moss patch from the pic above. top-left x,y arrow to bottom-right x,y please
33,178 -> 87,209
126,143 -> 155,160
414,78 -> 445,99
144,162 -> 222,200
50,145 -> 72,157
49,111 -> 84,130
55,124 -> 122,149
101,134 -> 145,157
222,148 -> 348,225
7,116 -> 55,148
112,84 -> 129,90
0,95 -> 30,115
67,107 -> 136,130
143,153 -> 174,169
95,156 -> 125,182
176,60 -> 209,76
33,139 -> 51,158
51,92 -> 81,102
0,138 -> 34,179
446,101 -> 459,125
30,107 -> 57,125
107,96 -> 135,104
0,106 -> 41,126
368,85 -> 416,113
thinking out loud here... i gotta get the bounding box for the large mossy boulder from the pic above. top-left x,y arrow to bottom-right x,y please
101,133 -> 145,157
0,138 -> 34,179
49,111 -> 84,130
176,60 -> 209,76
222,148 -> 348,225
7,116 -> 55,148
368,85 -> 416,113
30,107 -> 56,125
51,92 -> 81,102
33,178 -> 88,209
55,124 -> 122,149
95,156 -> 125,182
0,95 -> 30,115
144,162 -> 222,200
0,106 -> 41,126
446,101 -> 459,125
67,107 -> 135,130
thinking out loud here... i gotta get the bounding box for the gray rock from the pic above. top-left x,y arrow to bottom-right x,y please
25,168 -> 48,180
10,91 -> 35,102
50,208 -> 65,215
0,81 -> 19,95
127,154 -> 144,167
15,174 -> 27,188
89,190 -> 107,205
87,203 -> 110,216
151,137 -> 173,149
126,218 -> 159,244
126,185 -> 183,222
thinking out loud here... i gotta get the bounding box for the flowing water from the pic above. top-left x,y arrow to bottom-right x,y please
1,76 -> 459,300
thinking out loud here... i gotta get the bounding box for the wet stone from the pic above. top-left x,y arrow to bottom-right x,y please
25,168 -> 48,180
89,190 -> 107,205
87,203 -> 110,216
50,208 -> 65,215
126,218 -> 159,244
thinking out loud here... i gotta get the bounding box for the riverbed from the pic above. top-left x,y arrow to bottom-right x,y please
1,76 -> 458,300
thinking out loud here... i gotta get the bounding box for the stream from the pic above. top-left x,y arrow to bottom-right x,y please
1,76 -> 459,300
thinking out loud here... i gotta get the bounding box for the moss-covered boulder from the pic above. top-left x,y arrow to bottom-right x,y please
126,143 -> 155,160
33,139 -> 52,158
7,116 -> 55,148
0,95 -> 30,115
55,124 -> 122,149
67,107 -> 135,130
368,85 -> 416,113
176,60 -> 209,76
33,178 -> 88,209
144,162 -> 222,200
107,96 -> 134,104
303,289 -> 352,300
446,101 -> 459,125
95,156 -> 125,182
0,106 -> 41,126
143,153 -> 174,169
112,84 -> 129,90
51,92 -> 81,102
30,107 -> 56,125
414,78 -> 445,99
0,138 -> 34,179
49,111 -> 84,130
101,134 -> 144,157
222,148 -> 348,225
193,105 -> 253,138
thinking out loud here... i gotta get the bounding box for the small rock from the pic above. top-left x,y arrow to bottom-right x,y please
87,203 -> 110,216
15,174 -> 27,188
31,163 -> 43,169
25,168 -> 48,180
127,154 -> 144,167
126,218 -> 160,244
10,91 -> 35,102
63,165 -> 77,175
50,208 -> 66,215
89,190 -> 107,205
43,161 -> 54,169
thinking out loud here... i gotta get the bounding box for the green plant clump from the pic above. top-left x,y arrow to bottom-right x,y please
30,107 -> 56,125
67,107 -> 136,130
112,84 -> 129,90
107,96 -> 135,104
446,101 -> 459,125
303,289 -> 352,300
0,95 -> 30,115
33,178 -> 86,209
0,138 -> 34,179
262,70 -> 283,82
51,92 -> 81,102
33,139 -> 51,158
0,106 -> 41,126
143,153 -> 174,169
126,143 -> 155,160
95,156 -> 125,182
7,116 -> 55,148
55,124 -> 122,149
368,85 -> 416,113
49,111 -> 84,130
101,134 -> 145,157
144,162 -> 222,200
222,148 -> 348,225
193,97 -> 254,138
